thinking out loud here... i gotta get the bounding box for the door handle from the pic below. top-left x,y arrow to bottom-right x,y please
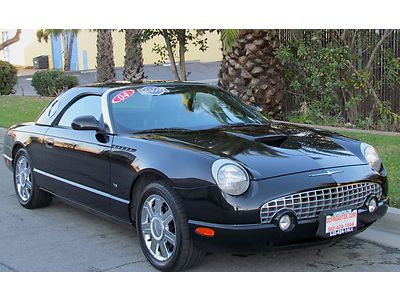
45,138 -> 54,148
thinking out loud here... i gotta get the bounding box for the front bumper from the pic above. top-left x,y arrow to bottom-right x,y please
188,201 -> 388,252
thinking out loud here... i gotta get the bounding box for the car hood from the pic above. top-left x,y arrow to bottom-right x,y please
134,122 -> 366,180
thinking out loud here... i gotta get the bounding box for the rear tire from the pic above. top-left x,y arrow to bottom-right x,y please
136,180 -> 204,271
13,148 -> 52,209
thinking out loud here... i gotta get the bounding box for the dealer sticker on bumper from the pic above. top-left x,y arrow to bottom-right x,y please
325,209 -> 358,237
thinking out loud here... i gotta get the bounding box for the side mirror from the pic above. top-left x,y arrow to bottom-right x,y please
71,115 -> 103,131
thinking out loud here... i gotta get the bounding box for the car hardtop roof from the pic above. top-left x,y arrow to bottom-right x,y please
81,80 -> 212,92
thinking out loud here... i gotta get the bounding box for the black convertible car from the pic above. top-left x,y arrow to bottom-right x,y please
3,82 -> 388,271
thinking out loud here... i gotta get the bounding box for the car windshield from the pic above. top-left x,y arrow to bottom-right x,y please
108,85 -> 268,134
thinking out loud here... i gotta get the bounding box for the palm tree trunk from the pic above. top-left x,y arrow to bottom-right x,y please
96,29 -> 115,82
64,31 -> 75,71
218,29 -> 287,120
61,32 -> 69,71
123,29 -> 145,82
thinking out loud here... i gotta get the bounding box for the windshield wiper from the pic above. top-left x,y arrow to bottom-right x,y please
132,127 -> 192,134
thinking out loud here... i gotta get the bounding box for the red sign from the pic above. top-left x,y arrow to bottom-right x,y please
112,89 -> 135,104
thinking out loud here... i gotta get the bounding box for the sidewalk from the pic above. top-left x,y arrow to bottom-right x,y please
357,207 -> 400,249
17,68 -> 36,77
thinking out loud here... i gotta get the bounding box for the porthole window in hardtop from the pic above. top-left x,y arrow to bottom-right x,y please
48,99 -> 60,118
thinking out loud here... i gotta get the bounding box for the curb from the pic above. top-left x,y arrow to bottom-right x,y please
388,206 -> 400,215
373,206 -> 400,234
357,206 -> 400,250
356,226 -> 400,250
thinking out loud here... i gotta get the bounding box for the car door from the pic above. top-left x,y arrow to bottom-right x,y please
38,94 -> 113,214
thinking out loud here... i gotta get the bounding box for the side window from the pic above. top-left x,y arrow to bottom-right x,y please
58,95 -> 102,128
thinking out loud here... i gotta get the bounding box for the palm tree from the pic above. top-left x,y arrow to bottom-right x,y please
36,29 -> 79,71
123,29 -> 144,82
96,30 -> 115,82
219,29 -> 287,120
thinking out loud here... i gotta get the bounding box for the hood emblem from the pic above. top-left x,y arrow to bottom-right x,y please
309,170 -> 343,177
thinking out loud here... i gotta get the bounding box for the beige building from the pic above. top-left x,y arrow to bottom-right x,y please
1,29 -> 222,70
1,29 -> 53,67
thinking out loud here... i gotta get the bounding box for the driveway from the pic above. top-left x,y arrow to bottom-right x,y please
1,129 -> 399,271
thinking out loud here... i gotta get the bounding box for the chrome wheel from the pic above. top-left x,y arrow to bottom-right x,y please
141,194 -> 177,262
15,156 -> 32,203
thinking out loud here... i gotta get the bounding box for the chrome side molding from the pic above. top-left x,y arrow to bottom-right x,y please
33,168 -> 129,204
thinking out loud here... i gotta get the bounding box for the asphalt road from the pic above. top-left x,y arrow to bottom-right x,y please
14,61 -> 220,96
1,129 -> 399,271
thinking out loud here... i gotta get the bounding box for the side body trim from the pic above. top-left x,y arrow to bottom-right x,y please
33,168 -> 129,204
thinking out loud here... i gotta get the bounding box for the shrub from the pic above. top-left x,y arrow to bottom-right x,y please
276,41 -> 352,118
31,70 -> 79,97
0,60 -> 18,95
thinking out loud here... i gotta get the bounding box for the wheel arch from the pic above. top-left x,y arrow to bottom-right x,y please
11,143 -> 25,166
128,169 -> 173,224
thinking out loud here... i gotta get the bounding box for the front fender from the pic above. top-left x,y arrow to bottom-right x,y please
109,135 -> 219,203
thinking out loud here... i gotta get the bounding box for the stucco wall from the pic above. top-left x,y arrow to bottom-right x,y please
3,29 -> 222,70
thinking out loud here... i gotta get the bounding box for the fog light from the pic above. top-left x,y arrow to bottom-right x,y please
279,214 -> 292,231
368,197 -> 378,213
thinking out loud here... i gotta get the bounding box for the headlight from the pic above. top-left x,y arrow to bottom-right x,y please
361,143 -> 382,172
211,159 -> 250,196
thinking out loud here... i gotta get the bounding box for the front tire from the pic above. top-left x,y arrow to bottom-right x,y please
136,181 -> 204,271
13,148 -> 52,209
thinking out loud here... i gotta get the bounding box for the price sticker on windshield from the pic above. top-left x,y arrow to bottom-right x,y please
137,86 -> 169,96
112,89 -> 135,104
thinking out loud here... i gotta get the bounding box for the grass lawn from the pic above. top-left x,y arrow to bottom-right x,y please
0,96 -> 52,128
336,131 -> 400,208
0,96 -> 399,207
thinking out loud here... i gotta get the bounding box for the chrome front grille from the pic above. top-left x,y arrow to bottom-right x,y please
260,182 -> 382,224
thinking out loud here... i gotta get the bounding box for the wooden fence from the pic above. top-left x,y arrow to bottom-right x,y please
278,30 -> 400,119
